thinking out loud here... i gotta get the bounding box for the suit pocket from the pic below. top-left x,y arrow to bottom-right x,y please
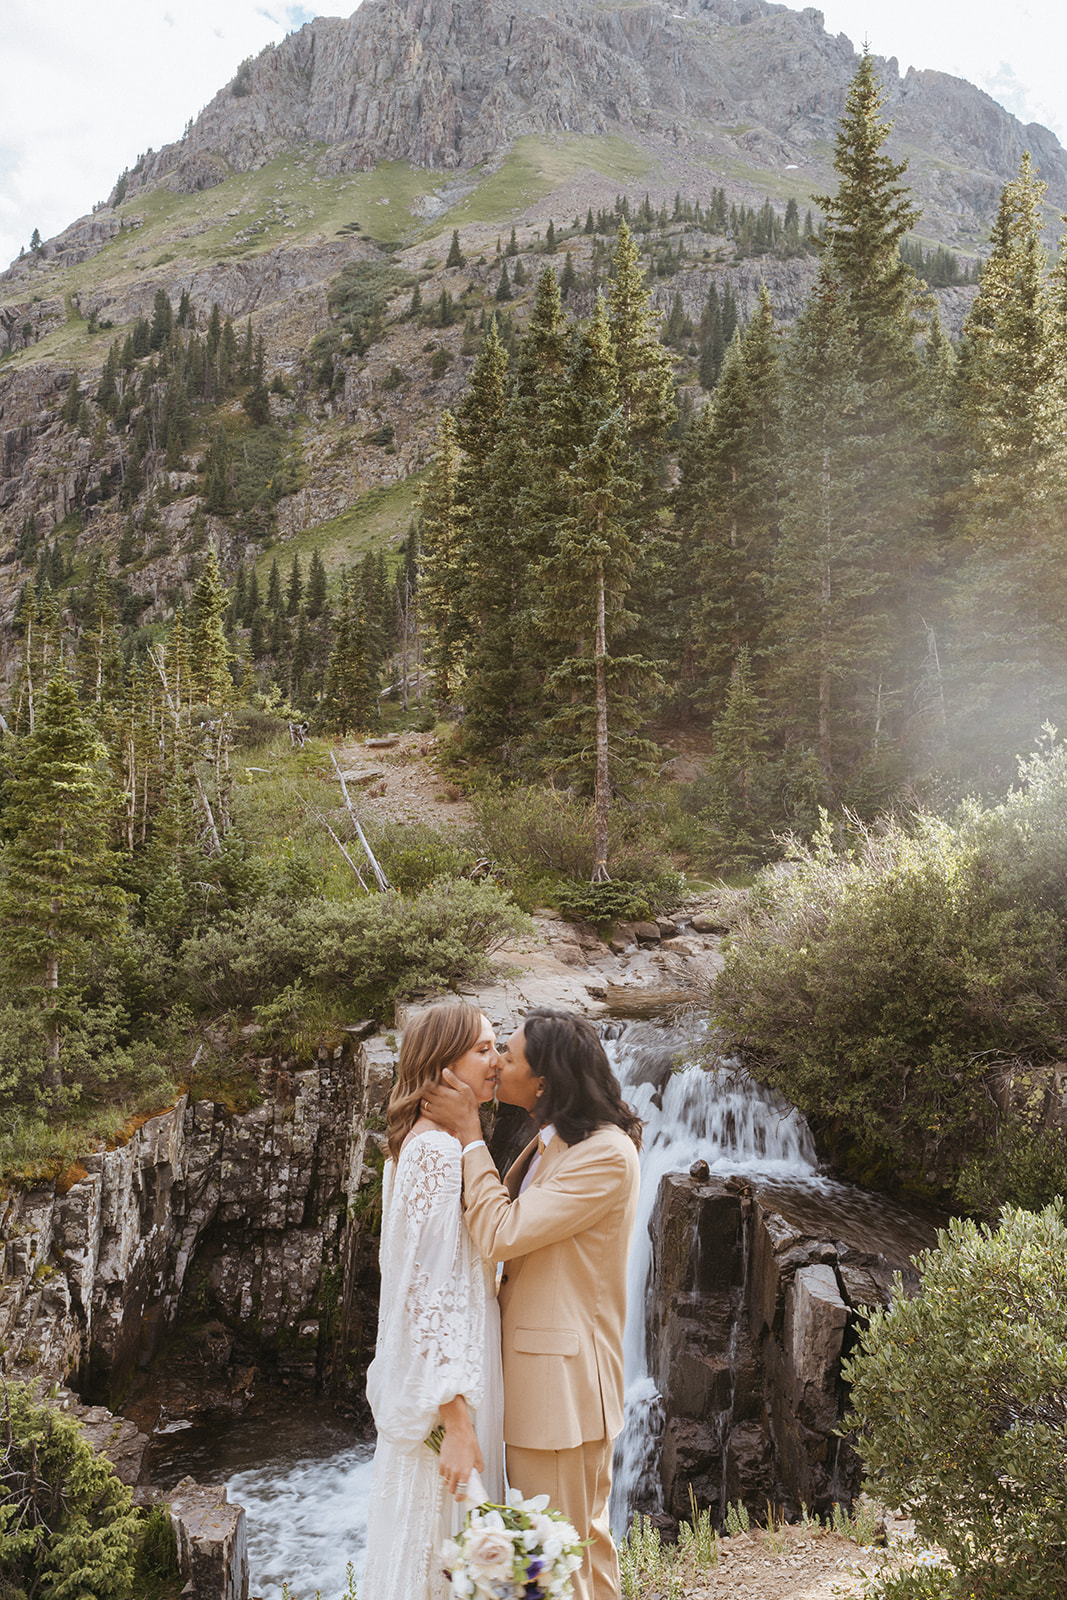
513,1326 -> 580,1357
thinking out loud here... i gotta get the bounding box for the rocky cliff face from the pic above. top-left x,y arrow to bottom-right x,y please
0,1041 -> 390,1408
115,0 -> 1067,236
646,1172 -> 938,1522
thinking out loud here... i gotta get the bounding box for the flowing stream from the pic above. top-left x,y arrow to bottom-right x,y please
150,1016 -> 877,1597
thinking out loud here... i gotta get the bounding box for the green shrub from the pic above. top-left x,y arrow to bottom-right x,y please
175,880 -> 530,1019
844,1202 -> 1067,1600
711,740 -> 1067,1200
230,708 -> 289,748
0,1382 -> 140,1597
470,785 -> 684,910
553,879 -> 652,925
134,1502 -> 181,1586
371,822 -> 469,892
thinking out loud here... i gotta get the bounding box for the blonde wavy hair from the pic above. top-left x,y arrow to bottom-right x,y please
385,998 -> 486,1160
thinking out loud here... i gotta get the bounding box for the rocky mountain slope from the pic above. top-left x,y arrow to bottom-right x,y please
100,0 -> 1067,244
1,0 -> 1063,650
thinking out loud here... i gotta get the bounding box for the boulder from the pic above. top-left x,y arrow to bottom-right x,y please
169,1478 -> 249,1600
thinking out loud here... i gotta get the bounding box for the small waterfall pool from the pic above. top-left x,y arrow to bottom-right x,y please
149,1015 -> 914,1597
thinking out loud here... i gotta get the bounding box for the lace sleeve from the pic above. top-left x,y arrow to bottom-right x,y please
366,1133 -> 488,1448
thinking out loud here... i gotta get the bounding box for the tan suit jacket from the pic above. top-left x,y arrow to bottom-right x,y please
462,1125 -> 640,1452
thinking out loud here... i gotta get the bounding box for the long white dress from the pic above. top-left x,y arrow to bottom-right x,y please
362,1130 -> 503,1600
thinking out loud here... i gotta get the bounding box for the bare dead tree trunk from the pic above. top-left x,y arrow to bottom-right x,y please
592,560 -> 611,884
331,751 -> 391,890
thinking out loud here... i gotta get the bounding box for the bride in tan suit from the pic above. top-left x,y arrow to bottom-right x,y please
424,1007 -> 642,1600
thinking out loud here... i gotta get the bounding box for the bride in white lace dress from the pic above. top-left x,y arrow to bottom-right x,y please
362,1001 -> 504,1600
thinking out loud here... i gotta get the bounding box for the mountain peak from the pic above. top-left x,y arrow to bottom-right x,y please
107,0 -> 1066,243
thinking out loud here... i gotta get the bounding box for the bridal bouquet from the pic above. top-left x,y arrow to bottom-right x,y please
441,1485 -> 585,1599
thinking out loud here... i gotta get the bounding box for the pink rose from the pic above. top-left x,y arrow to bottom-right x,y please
465,1528 -> 515,1580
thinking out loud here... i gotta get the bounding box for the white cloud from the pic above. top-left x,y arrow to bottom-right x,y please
0,0 -> 343,270
804,0 -> 1066,144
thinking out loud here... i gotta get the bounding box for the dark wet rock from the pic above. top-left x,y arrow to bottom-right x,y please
0,1043 -> 376,1410
646,1171 -> 940,1522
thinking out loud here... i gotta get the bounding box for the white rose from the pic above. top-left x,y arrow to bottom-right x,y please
464,1528 -> 515,1581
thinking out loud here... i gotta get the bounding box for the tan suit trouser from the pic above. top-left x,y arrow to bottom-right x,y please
506,1437 -> 620,1600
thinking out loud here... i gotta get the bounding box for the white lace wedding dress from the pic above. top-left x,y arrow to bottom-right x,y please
362,1130 -> 503,1600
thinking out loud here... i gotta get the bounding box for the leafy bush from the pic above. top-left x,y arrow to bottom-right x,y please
553,879 -> 652,925
844,1202 -> 1067,1600
711,740 -> 1067,1200
371,821 -> 470,892
471,785 -> 684,911
175,880 -> 530,1019
0,1382 -> 140,1597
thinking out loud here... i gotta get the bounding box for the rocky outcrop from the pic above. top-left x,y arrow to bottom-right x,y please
169,1478 -> 249,1600
0,1041 -> 389,1407
646,1172 -> 936,1524
103,0 -> 1067,240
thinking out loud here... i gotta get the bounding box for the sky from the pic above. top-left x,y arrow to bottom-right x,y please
1,0 -> 1065,276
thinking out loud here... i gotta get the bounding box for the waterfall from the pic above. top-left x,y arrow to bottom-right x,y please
605,1017 -> 819,1532
158,1014 -> 831,1595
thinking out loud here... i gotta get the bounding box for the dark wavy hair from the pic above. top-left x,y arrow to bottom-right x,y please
523,1007 -> 642,1149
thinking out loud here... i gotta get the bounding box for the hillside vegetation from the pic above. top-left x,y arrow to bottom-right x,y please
0,54 -> 1065,1217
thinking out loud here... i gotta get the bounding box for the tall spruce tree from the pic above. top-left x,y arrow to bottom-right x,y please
799,48 -> 930,776
812,49 -> 921,388
950,157 -> 1067,767
417,411 -> 470,703
769,264 -> 873,780
681,286 -> 782,713
188,546 -> 233,705
535,296 -> 663,877
321,570 -> 379,733
0,671 -> 126,1076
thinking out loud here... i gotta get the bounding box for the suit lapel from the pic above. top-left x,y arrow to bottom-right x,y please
505,1134 -> 540,1200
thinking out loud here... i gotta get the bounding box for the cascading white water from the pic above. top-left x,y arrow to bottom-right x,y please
604,1017 -> 820,1532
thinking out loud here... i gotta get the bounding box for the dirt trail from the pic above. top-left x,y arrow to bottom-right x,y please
334,731 -> 472,830
665,1518 -> 933,1599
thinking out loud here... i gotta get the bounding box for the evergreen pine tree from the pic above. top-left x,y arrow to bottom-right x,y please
495,263 -> 513,302
417,411 -> 470,702
321,571 -> 379,733
535,296 -> 663,876
0,671 -> 126,1074
62,370 -> 83,427
769,265 -> 874,780
188,546 -> 233,704
812,49 -> 922,388
446,229 -> 466,269
266,557 -> 283,616
949,156 -> 1067,764
682,286 -> 782,714
285,554 -> 304,617
306,547 -> 328,619
149,288 -> 173,351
